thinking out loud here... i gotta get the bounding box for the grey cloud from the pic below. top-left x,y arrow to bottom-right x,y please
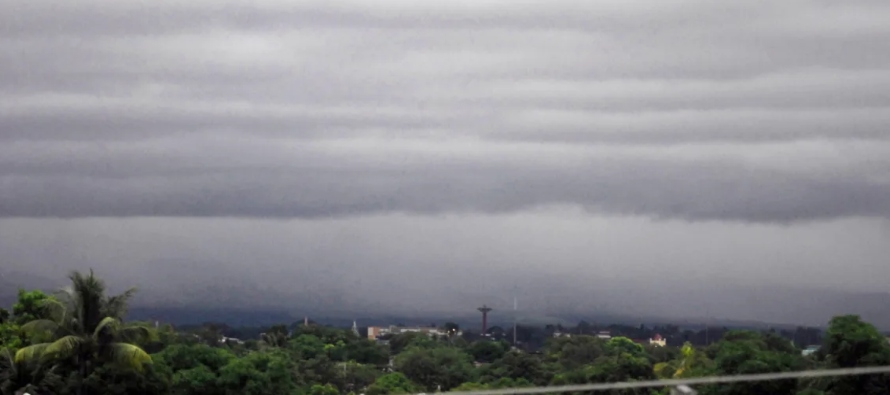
5,0 -> 890,328
486,108 -> 890,145
3,215 -> 890,326
5,1 -> 888,37
2,0 -> 890,223
1,137 -> 888,222
0,2 -> 789,38
5,1 -> 890,87
0,100 -> 455,142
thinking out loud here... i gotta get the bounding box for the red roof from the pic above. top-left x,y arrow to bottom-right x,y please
653,334 -> 663,340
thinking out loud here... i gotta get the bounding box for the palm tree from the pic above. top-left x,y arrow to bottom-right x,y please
653,342 -> 702,379
1,341 -> 65,395
14,270 -> 153,394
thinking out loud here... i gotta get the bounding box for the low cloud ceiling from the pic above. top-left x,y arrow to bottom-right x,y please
2,0 -> 889,327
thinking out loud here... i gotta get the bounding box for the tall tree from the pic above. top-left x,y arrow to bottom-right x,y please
14,270 -> 154,395
705,330 -> 803,395
260,324 -> 289,348
366,372 -> 418,395
653,342 -> 712,379
395,346 -> 476,391
819,315 -> 890,395
12,290 -> 53,326
1,340 -> 66,395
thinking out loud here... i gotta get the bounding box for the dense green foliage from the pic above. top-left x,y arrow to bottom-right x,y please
2,272 -> 889,395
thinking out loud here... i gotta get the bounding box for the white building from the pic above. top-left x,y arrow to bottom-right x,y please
221,336 -> 244,345
649,334 -> 666,347
367,325 -> 456,340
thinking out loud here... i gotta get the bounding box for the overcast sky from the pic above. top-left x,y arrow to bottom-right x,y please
2,0 -> 889,327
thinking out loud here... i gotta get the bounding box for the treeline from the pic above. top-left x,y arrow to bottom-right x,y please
457,321 -> 823,350
1,271 -> 890,395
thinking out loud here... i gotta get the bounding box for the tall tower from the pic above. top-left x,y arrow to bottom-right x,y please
478,305 -> 493,334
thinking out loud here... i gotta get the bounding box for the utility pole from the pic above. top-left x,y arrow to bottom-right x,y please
513,295 -> 518,346
705,307 -> 710,346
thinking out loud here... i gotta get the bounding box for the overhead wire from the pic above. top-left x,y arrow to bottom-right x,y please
437,365 -> 890,395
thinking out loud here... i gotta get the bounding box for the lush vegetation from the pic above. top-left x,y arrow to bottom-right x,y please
2,271 -> 889,395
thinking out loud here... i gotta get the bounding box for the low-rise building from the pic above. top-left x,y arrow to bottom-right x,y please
367,325 -> 456,340
802,345 -> 821,356
221,336 -> 244,345
649,334 -> 666,347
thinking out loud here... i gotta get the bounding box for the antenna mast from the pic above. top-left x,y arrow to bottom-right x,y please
513,295 -> 518,345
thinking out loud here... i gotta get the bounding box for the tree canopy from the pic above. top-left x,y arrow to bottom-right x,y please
2,271 -> 888,395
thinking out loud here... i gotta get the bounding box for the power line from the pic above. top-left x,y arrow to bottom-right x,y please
440,366 -> 890,395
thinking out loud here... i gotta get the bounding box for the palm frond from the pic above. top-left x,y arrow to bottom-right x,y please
117,324 -> 155,343
53,285 -> 74,305
14,343 -> 50,364
103,288 -> 137,318
0,347 -> 14,371
39,297 -> 69,323
106,342 -> 152,371
42,335 -> 85,362
93,316 -> 121,338
20,319 -> 61,335
70,269 -> 107,333
52,287 -> 77,328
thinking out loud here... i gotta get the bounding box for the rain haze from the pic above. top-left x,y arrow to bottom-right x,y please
1,0 -> 890,327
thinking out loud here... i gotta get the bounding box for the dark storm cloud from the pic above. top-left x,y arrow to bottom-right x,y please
1,137 -> 888,221
2,0 -> 890,222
